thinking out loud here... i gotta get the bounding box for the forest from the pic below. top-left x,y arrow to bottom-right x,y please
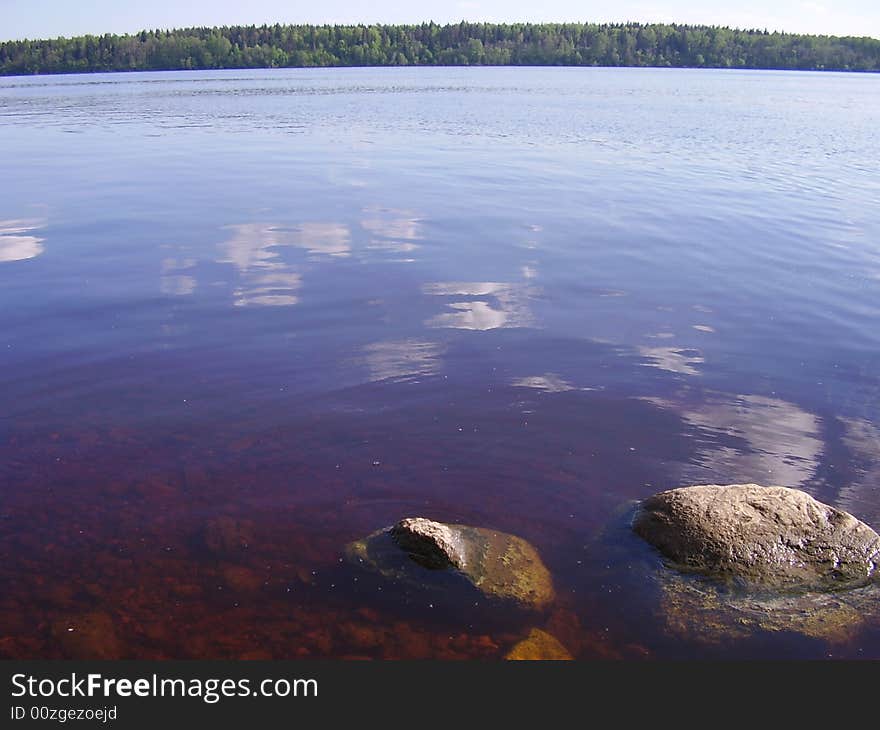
2,21 -> 879,76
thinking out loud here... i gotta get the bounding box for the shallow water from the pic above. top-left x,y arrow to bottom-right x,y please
1,66 -> 879,659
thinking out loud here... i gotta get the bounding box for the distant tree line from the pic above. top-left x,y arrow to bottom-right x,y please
2,22 -> 879,76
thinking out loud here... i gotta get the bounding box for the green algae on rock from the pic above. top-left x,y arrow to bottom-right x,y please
656,572 -> 877,646
346,517 -> 555,611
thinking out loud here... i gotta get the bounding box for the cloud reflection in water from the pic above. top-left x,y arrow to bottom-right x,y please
361,339 -> 444,382
511,373 -> 576,392
160,258 -> 197,296
0,219 -> 45,263
639,346 -> 705,376
423,281 -> 536,331
362,207 -> 423,259
218,223 -> 304,307
647,393 -> 823,489
839,417 -> 880,526
290,222 -> 351,258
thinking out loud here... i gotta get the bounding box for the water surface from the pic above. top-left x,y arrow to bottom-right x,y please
1,67 -> 880,659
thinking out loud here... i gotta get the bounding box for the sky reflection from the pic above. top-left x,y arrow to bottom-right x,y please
423,281 -> 536,330
362,207 -> 423,260
639,346 -> 704,376
217,223 -> 303,307
361,207 -> 422,242
839,417 -> 880,525
510,373 -> 577,393
0,219 -> 45,262
648,392 -> 823,489
360,339 -> 444,382
160,258 -> 197,296
290,222 -> 351,258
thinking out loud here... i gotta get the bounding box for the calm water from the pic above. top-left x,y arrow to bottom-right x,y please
1,67 -> 879,660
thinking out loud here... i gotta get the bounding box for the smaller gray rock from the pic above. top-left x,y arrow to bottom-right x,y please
633,483 -> 880,592
390,517 -> 468,570
347,517 -> 555,610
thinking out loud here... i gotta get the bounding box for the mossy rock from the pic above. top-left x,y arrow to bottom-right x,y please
623,484 -> 880,646
346,517 -> 555,611
656,572 -> 876,645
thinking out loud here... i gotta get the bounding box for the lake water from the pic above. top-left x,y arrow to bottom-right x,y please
1,67 -> 879,660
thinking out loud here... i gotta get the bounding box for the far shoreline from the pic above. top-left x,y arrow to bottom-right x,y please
3,22 -> 878,77
2,64 -> 879,81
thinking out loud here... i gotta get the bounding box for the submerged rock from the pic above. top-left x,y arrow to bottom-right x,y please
657,573 -> 876,646
632,483 -> 880,592
346,517 -> 555,611
504,628 -> 573,660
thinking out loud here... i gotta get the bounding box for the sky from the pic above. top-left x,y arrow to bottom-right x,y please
1,1 -> 878,42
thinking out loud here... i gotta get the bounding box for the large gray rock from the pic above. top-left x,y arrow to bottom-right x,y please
632,483 -> 880,592
346,517 -> 555,610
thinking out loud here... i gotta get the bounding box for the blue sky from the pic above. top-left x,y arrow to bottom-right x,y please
1,1 -> 878,41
